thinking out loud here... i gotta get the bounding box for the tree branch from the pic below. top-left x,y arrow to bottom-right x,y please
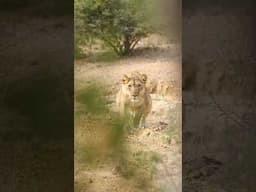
130,38 -> 141,50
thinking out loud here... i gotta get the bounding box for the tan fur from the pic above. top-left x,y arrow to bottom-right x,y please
146,79 -> 158,93
145,79 -> 174,96
157,81 -> 170,96
116,72 -> 152,128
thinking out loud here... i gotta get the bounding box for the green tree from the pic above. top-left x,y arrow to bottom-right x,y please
75,0 -> 91,58
76,0 -> 154,56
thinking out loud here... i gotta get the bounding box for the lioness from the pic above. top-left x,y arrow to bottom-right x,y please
116,72 -> 152,129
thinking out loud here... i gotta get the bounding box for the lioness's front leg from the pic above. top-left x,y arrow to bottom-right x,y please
119,104 -> 125,116
139,115 -> 146,129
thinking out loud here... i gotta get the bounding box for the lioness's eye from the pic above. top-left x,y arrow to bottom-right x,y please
138,84 -> 141,87
128,84 -> 132,87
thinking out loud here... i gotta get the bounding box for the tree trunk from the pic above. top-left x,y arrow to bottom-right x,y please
122,34 -> 131,56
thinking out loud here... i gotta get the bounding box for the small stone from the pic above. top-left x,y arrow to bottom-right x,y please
112,166 -> 121,175
89,178 -> 93,183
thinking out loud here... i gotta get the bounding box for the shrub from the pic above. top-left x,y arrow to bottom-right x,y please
75,0 -> 154,56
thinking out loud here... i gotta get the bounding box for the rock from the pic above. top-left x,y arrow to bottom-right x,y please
140,130 -> 152,138
89,178 -> 93,183
111,166 -> 121,175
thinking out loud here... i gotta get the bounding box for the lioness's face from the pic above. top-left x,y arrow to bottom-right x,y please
122,73 -> 147,102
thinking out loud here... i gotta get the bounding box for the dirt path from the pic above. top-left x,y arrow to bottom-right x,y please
75,38 -> 181,192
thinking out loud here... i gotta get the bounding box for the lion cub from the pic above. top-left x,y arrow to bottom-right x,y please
116,72 -> 152,129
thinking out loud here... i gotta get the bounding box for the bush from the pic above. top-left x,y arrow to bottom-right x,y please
75,0 -> 90,58
75,0 -> 154,56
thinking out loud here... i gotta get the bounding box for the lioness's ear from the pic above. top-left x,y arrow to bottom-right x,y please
122,74 -> 130,84
141,74 -> 147,83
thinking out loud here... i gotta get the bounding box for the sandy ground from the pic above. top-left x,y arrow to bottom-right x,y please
75,36 -> 182,192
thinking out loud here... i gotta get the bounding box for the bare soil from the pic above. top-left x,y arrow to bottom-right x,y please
75,35 -> 182,192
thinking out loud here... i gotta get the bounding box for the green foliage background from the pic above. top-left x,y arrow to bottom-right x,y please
75,0 -> 158,56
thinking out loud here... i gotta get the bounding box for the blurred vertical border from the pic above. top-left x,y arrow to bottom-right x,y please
183,0 -> 256,191
0,0 -> 74,191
